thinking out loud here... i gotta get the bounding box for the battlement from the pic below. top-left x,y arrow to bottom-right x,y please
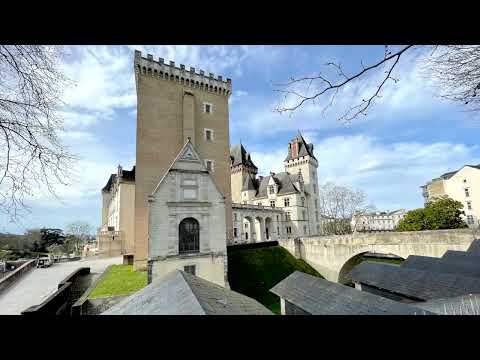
134,50 -> 232,97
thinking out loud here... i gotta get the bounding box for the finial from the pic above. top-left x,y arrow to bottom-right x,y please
187,136 -> 191,142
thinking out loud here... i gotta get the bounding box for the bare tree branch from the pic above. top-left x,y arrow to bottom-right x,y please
0,45 -> 77,221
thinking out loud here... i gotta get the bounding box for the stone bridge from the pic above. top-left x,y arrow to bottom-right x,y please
278,229 -> 479,283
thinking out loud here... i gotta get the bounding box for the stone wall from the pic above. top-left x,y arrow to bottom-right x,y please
0,259 -> 36,295
278,229 -> 478,282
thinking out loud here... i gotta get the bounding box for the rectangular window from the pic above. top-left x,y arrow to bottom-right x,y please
205,160 -> 214,172
245,223 -> 248,229
276,215 -> 279,222
205,128 -> 214,142
233,228 -> 238,238
467,201 -> 472,210
302,210 -> 306,220
315,211 -> 319,222
203,102 -> 212,113
301,197 -> 305,207
315,199 -> 318,209
270,200 -> 275,208
234,213 -> 237,221
277,227 -> 280,235
286,226 -> 292,234
303,225 -> 307,235
467,215 -> 474,224
184,265 -> 196,276
465,188 -> 470,197
313,184 -> 317,194
286,212 -> 291,220
257,202 -> 262,206
268,185 -> 275,194
284,198 -> 290,207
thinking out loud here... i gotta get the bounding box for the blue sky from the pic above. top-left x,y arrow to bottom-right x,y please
2,45 -> 479,234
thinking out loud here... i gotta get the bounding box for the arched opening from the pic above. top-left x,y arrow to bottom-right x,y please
254,217 -> 264,242
265,217 -> 273,240
338,251 -> 405,286
243,216 -> 254,243
179,217 -> 200,254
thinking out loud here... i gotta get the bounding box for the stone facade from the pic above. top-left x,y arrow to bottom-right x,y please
351,209 -> 407,232
421,164 -> 480,228
147,140 -> 227,287
98,165 -> 135,256
230,132 -> 321,242
134,51 -> 233,270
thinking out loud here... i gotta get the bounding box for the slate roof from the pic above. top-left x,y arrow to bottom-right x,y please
442,250 -> 480,264
101,165 -> 135,192
467,239 -> 480,255
436,164 -> 480,180
346,261 -> 480,301
284,132 -> 317,162
242,174 -> 257,191
254,172 -> 300,198
401,255 -> 480,279
102,270 -> 273,315
270,271 -> 433,315
415,294 -> 480,315
230,144 -> 257,170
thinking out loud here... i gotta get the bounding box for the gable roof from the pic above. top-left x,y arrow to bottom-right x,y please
415,293 -> 480,315
436,164 -> 480,180
151,139 -> 224,198
230,143 -> 257,170
401,255 -> 480,279
254,172 -> 300,198
347,261 -> 480,301
102,270 -> 273,315
284,132 -> 317,162
270,271 -> 433,315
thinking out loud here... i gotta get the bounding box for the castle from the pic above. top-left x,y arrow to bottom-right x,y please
98,51 -> 320,286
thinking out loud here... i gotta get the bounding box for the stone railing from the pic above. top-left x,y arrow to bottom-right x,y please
232,203 -> 282,212
0,259 -> 37,296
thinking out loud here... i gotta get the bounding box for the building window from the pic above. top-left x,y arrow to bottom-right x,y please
184,265 -> 196,276
205,128 -> 214,142
464,179 -> 467,183
315,211 -> 319,222
316,224 -> 320,234
257,202 -> 262,206
465,188 -> 470,197
301,197 -> 305,207
233,228 -> 238,238
315,199 -> 318,209
270,200 -> 275,208
205,160 -> 214,172
313,184 -> 317,194
245,223 -> 248,229
286,226 -> 292,234
286,212 -> 291,220
234,213 -> 237,221
203,102 -> 213,114
284,198 -> 290,207
467,201 -> 472,210
276,215 -> 279,222
467,215 -> 474,224
303,225 -> 307,234
179,217 -> 200,254
268,185 -> 275,194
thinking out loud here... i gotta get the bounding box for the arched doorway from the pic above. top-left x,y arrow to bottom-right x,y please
243,216 -> 254,243
179,217 -> 200,254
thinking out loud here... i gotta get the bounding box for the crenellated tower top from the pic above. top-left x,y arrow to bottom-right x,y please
134,50 -> 232,97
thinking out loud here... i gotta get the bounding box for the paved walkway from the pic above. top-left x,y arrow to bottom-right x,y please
0,256 -> 122,315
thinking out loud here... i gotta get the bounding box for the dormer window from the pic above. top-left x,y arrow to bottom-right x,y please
268,185 -> 275,194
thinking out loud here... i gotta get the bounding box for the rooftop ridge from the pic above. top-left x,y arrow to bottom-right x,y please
134,50 -> 232,97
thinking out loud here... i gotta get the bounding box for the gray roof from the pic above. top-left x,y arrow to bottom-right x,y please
467,239 -> 480,255
102,270 -> 273,315
284,132 -> 317,162
437,164 -> 480,180
442,250 -> 480,264
254,172 -> 300,198
230,144 -> 257,170
401,255 -> 480,279
102,165 -> 135,192
415,294 -> 480,315
270,271 -> 433,315
347,261 -> 480,301
242,174 -> 257,191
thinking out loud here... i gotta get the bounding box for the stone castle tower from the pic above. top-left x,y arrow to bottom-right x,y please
134,50 -> 233,270
230,143 -> 258,203
283,132 -> 320,232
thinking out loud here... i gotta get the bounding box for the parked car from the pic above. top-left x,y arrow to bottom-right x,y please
37,257 -> 53,268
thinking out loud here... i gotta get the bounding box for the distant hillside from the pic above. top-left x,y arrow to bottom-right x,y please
227,245 -> 323,314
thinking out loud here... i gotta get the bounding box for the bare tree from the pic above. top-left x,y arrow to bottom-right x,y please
0,45 -> 76,220
65,221 -> 92,255
318,182 -> 374,235
275,45 -> 480,122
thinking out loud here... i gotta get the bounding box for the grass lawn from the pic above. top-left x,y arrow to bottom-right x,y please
88,264 -> 147,299
227,246 -> 323,314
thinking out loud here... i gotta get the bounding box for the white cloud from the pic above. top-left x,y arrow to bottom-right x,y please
249,134 -> 479,211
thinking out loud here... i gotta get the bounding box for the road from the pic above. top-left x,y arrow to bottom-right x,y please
0,256 -> 122,315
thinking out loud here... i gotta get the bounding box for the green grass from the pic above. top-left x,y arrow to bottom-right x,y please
227,246 -> 323,314
88,265 -> 147,299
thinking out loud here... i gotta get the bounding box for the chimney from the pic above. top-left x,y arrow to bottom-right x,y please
117,164 -> 123,177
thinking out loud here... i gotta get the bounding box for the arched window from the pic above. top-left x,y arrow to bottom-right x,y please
179,217 -> 200,254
